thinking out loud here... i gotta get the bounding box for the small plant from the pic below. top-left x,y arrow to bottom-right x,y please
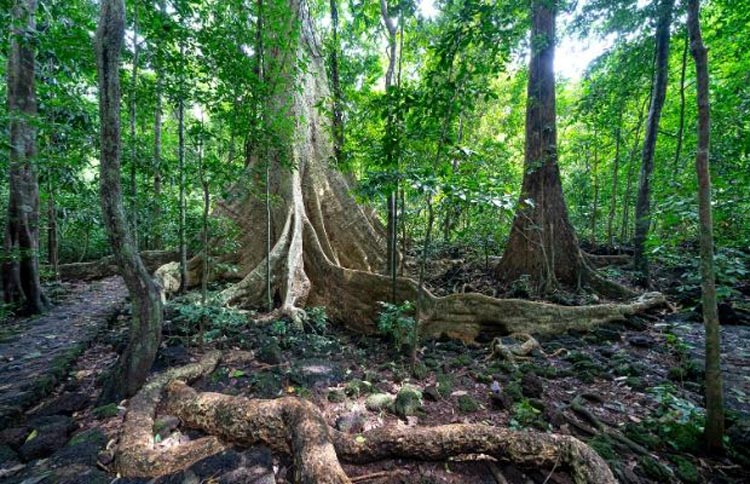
166,297 -> 248,346
647,384 -> 705,452
304,306 -> 329,333
377,300 -> 416,349
509,398 -> 543,430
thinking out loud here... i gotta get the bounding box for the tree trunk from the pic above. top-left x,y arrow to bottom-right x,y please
674,30 -> 689,170
494,1 -> 621,297
3,0 -> 47,314
47,180 -> 59,280
607,111 -> 623,247
633,0 -> 675,284
95,0 -> 163,400
590,141 -> 599,245
686,0 -> 724,452
177,39 -> 188,293
329,0 -> 344,165
621,95 -> 648,242
129,0 -> 140,249
152,1 -> 165,251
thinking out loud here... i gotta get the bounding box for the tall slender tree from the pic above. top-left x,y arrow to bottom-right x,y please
633,0 -> 675,284
95,0 -> 163,400
3,0 -> 48,314
686,0 -> 724,452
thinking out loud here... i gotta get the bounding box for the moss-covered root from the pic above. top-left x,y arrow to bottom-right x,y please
115,351 -> 224,477
164,381 -> 615,484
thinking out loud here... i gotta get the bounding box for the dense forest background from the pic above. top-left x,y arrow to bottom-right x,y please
1,0 -> 747,294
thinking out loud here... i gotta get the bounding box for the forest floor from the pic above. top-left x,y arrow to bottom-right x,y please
1,263 -> 750,483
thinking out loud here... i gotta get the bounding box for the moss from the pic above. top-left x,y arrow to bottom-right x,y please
394,385 -> 422,418
472,372 -> 493,384
624,423 -> 662,450
365,393 -> 395,412
457,394 -> 480,413
92,403 -> 119,420
412,362 -> 429,380
672,456 -> 700,484
638,456 -> 672,482
436,373 -> 454,397
450,354 -> 472,368
504,380 -> 523,402
344,379 -> 372,397
68,429 -> 107,448
327,390 -> 346,403
588,434 -> 618,462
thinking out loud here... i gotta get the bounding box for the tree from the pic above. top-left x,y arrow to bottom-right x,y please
494,0 -> 628,298
95,0 -> 163,400
686,0 -> 724,452
3,0 -> 48,314
632,0 -> 675,284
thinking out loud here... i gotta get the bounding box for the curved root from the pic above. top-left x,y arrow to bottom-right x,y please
158,380 -> 615,484
114,351 -> 225,477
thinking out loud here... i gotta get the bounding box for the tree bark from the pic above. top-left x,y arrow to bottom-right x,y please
633,0 -> 675,284
95,0 -> 163,400
686,0 -> 724,452
329,0 -> 344,165
128,0 -> 140,248
152,0 -> 165,251
3,0 -> 48,314
177,39 -> 188,293
607,111 -> 623,247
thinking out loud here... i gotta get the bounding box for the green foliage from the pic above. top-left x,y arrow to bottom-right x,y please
509,398 -> 546,430
377,300 -> 416,349
166,295 -> 248,346
646,384 -> 705,453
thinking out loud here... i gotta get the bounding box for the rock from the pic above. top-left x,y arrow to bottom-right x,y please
0,426 -> 30,449
627,334 -> 656,348
457,394 -> 480,413
35,392 -> 90,417
394,385 -> 422,418
0,444 -> 20,466
289,359 -> 342,388
521,372 -> 543,399
52,428 -> 108,467
48,464 -> 111,484
423,385 -> 441,402
335,412 -> 365,434
159,447 -> 276,484
327,390 -> 346,403
728,419 -> 750,459
18,415 -> 76,461
154,415 -> 181,439
365,393 -> 395,412
344,379 -> 372,397
257,341 -> 283,365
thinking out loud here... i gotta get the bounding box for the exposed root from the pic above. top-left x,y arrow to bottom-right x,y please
114,351 -> 225,477
488,333 -> 566,363
160,380 -> 616,484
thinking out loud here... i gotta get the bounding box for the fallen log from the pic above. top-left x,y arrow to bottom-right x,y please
51,250 -> 178,281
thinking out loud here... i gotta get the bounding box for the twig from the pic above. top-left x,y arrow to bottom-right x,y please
487,462 -> 509,484
351,470 -> 404,482
542,454 -> 561,484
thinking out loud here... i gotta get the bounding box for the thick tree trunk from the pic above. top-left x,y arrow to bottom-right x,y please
633,0 -> 675,284
3,0 -> 48,314
95,0 -> 163,400
329,0 -> 344,165
494,1 -> 620,297
686,0 -> 724,452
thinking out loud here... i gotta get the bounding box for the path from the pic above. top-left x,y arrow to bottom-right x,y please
673,321 -> 750,416
0,277 -> 127,427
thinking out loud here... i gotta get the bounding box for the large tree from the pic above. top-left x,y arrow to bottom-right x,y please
632,0 -> 675,284
494,0 -> 628,299
3,0 -> 48,314
95,0 -> 163,400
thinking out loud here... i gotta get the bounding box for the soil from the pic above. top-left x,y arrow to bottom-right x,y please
1,265 -> 749,483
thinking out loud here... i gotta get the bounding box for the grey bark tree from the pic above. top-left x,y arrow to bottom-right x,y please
686,0 -> 725,452
3,0 -> 48,314
95,0 -> 163,400
633,0 -> 675,284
